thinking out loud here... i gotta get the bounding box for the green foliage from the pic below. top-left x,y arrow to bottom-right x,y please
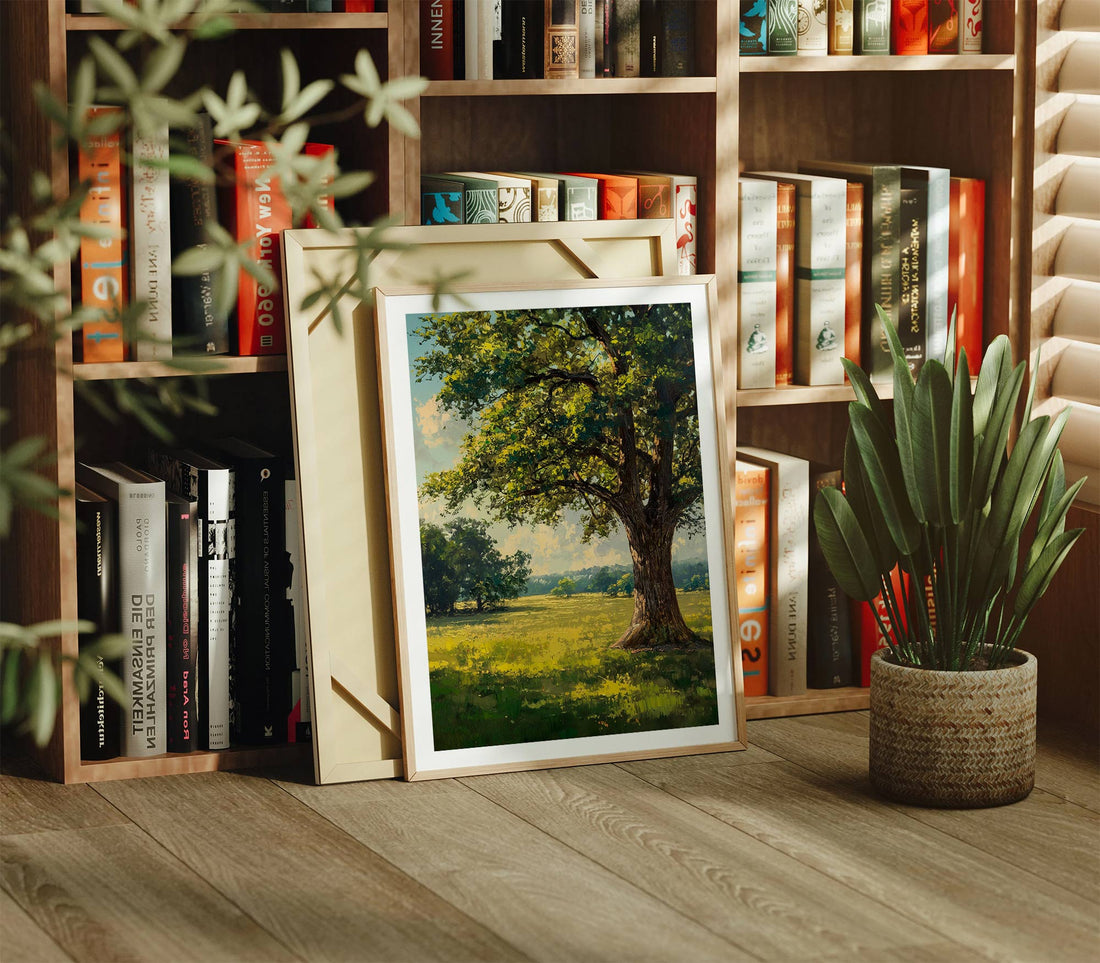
1,0 -> 423,744
814,306 -> 1086,671
605,572 -> 635,597
550,577 -> 577,598
420,518 -> 531,615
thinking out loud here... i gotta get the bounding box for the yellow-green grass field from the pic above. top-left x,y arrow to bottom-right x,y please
427,590 -> 718,751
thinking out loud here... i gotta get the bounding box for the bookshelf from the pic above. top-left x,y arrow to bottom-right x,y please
0,1 -> 1036,780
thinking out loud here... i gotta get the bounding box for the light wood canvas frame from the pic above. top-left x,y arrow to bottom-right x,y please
375,277 -> 746,780
282,221 -> 689,784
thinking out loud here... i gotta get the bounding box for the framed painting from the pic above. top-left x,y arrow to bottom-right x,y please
374,276 -> 746,780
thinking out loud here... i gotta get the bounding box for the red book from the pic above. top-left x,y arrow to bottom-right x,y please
949,176 -> 985,367
420,0 -> 454,80
853,566 -> 908,686
775,181 -> 795,386
892,0 -> 928,54
564,172 -> 638,219
735,460 -> 770,698
844,181 -> 864,378
78,106 -> 128,363
343,0 -> 375,11
928,0 -> 959,52
302,142 -> 336,229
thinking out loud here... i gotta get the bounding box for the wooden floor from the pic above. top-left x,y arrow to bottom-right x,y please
3,713 -> 1098,962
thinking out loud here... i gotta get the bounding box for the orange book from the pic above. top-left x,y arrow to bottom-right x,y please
892,0 -> 929,54
775,181 -> 795,386
563,172 -> 638,219
735,460 -> 770,698
78,106 -> 128,363
949,176 -> 985,367
844,181 -> 864,378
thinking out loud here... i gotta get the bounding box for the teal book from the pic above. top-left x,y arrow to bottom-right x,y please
740,0 -> 768,54
420,176 -> 465,225
767,0 -> 798,54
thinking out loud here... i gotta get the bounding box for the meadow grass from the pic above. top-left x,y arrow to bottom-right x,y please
426,591 -> 718,750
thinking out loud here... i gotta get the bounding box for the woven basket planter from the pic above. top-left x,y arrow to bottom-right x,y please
869,648 -> 1037,808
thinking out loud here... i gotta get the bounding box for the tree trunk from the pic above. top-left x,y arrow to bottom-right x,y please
613,515 -> 703,650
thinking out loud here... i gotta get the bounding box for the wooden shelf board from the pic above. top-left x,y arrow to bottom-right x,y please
66,12 -> 387,31
73,356 -> 288,381
738,54 -> 1015,73
424,77 -> 718,97
745,687 -> 869,720
735,382 -> 892,407
72,743 -> 310,784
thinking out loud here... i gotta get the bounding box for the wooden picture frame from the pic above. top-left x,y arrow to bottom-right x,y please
374,277 -> 746,781
282,221 -> 684,784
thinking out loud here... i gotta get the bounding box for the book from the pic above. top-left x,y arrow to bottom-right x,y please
78,106 -> 128,363
775,181 -> 795,386
421,0 -> 455,79
796,0 -> 827,53
75,484 -> 121,760
844,181 -> 864,378
451,171 -> 532,221
640,0 -> 661,73
737,177 -> 778,390
767,0 -> 799,54
580,0 -> 597,76
545,0 -> 580,78
129,122 -> 172,361
854,0 -> 891,53
800,160 -> 901,382
670,173 -> 698,276
514,172 -> 560,222
735,460 -> 770,698
165,491 -> 199,753
421,174 -> 466,225
828,0 -> 854,53
899,185 -> 927,375
659,0 -> 695,74
740,0 -> 768,55
737,447 -> 809,697
146,448 -> 233,751
499,0 -> 543,78
170,114 -> 229,355
76,463 -> 167,757
960,0 -> 981,53
612,0 -> 641,76
629,172 -> 672,219
563,172 -> 638,219
902,165 -> 950,371
807,466 -> 854,688
949,176 -> 986,366
928,0 -> 959,52
892,0 -> 928,54
522,171 -> 597,220
464,0 -> 485,79
208,438 -> 289,746
439,172 -> 499,224
596,0 -> 609,75
284,477 -> 311,743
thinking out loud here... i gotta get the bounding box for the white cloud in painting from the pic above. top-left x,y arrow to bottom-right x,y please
416,396 -> 452,447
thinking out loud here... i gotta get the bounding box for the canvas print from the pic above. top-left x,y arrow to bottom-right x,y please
376,279 -> 739,778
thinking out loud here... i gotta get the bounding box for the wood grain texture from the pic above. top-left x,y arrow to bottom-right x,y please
2,825 -> 296,962
278,775 -> 739,961
1035,724 -> 1100,814
0,770 -> 128,838
627,753 -> 1100,961
0,887 -> 72,963
462,761 -> 942,959
93,771 -> 521,962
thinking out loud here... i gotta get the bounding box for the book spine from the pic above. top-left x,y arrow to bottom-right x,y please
828,0 -> 854,54
949,176 -> 985,366
465,0 -> 480,79
612,0 -> 640,76
928,0 -> 958,52
740,0 -> 768,55
130,123 -> 172,361
866,167 -> 902,382
498,185 -> 532,222
794,183 -> 847,386
767,0 -> 798,54
169,115 -> 229,354
534,183 -> 559,222
899,185 -> 926,376
635,176 -> 671,219
285,479 -> 311,741
796,0 -> 827,53
808,469 -> 854,688
421,181 -> 466,224
499,0 -> 542,77
854,0 -> 890,53
77,497 -> 121,760
960,0 -> 981,53
673,178 -> 698,276
78,106 -> 128,363
301,142 -> 336,229
844,181 -> 863,377
118,480 -> 167,756
595,178 -> 637,219
421,0 -> 454,80
659,0 -> 694,74
640,0 -> 661,73
738,179 -> 778,390
579,0 -> 596,76
466,186 -> 499,223
923,169 -> 950,367
207,468 -> 233,750
166,498 -> 199,752
735,463 -> 770,699
892,0 -> 928,54
562,182 -> 598,221
775,182 -> 795,386
479,0 -> 496,79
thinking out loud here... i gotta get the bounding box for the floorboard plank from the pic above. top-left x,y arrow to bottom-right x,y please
0,886 -> 73,963
462,761 -> 943,960
279,775 -> 741,962
1035,725 -> 1100,813
1,825 -> 296,962
1,772 -> 129,837
94,771 -> 523,962
748,714 -> 1100,902
626,756 -> 1100,961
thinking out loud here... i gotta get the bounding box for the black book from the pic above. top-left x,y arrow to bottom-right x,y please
899,183 -> 927,378
166,491 -> 199,752
807,467 -> 856,688
207,438 -> 291,746
75,484 -> 121,761
640,0 -> 660,75
421,175 -> 466,225
498,0 -> 543,78
660,0 -> 694,75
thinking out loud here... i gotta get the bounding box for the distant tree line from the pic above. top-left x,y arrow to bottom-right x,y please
420,518 -> 532,616
526,561 -> 710,598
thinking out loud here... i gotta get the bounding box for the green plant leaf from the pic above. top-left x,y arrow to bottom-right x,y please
949,348 -> 973,523
172,244 -> 223,275
28,654 -> 58,747
813,487 -> 882,602
1026,475 -> 1086,571
1014,528 -> 1085,621
850,404 -> 920,556
141,36 -> 187,94
911,360 -> 954,527
972,334 -> 1012,437
971,359 -> 1025,510
842,357 -> 890,434
843,431 -> 898,574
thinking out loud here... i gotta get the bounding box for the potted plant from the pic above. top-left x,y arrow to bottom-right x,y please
814,307 -> 1086,807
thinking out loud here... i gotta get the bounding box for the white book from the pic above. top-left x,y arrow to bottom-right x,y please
627,170 -> 698,275
130,123 -> 172,361
736,447 -> 810,697
960,0 -> 982,53
465,0 -> 480,79
737,178 -> 778,390
902,166 -> 951,368
579,0 -> 597,78
748,171 -> 847,385
797,0 -> 828,53
489,172 -> 557,222
450,171 -> 531,222
76,463 -> 167,756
